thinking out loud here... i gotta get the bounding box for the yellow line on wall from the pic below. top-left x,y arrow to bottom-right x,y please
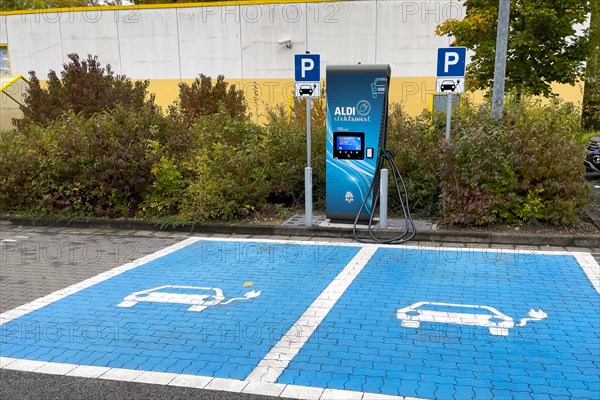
0,0 -> 339,16
0,74 -> 29,93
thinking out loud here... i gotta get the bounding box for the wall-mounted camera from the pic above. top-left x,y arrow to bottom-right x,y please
277,39 -> 292,49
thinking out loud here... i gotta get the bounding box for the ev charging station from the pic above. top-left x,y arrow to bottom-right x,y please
325,64 -> 391,222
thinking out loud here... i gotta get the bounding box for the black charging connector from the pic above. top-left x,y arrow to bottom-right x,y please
352,149 -> 416,244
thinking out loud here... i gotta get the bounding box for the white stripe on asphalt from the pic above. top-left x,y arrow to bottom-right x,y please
245,246 -> 378,383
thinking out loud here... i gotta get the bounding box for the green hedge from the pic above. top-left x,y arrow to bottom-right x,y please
385,105 -> 443,219
1,106 -> 163,217
0,54 -> 592,226
438,99 -> 590,226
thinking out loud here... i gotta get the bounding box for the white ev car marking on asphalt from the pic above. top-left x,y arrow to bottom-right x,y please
117,285 -> 261,312
396,301 -> 548,336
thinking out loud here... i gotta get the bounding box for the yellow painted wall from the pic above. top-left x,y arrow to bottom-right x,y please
2,76 -> 584,130
149,77 -> 451,123
148,77 -> 584,123
0,75 -> 28,131
0,99 -> 21,131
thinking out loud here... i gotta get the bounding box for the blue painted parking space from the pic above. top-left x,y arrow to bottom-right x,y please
277,248 -> 600,399
0,239 -> 361,380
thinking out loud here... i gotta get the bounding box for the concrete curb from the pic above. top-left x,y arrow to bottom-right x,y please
2,216 -> 599,248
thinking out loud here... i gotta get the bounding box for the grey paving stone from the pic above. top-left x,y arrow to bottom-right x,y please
0,228 -> 182,313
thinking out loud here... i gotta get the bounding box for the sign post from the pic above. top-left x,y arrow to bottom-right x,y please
294,53 -> 320,226
446,92 -> 453,141
436,47 -> 466,141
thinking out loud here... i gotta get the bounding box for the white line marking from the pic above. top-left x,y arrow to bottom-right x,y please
245,246 -> 378,383
0,237 -> 201,326
192,236 -> 594,257
280,384 -> 325,399
205,377 -> 249,392
320,388 -> 363,399
99,368 -> 144,382
65,365 -> 111,379
243,381 -> 287,397
133,371 -> 179,385
168,374 -> 213,389
3,358 -> 47,372
34,362 -> 78,375
0,357 -> 18,368
574,253 -> 600,293
193,236 -> 362,247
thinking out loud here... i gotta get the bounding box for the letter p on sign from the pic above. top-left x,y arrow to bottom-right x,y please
444,52 -> 459,73
295,54 -> 320,82
436,47 -> 466,77
301,59 -> 314,78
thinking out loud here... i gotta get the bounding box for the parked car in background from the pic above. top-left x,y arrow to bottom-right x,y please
585,136 -> 600,174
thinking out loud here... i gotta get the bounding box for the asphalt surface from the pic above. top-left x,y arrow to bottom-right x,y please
1,222 -> 598,399
0,368 -> 287,400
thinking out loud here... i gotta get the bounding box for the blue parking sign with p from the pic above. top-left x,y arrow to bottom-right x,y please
437,47 -> 466,77
295,54 -> 320,81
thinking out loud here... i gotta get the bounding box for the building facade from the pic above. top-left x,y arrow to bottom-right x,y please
0,0 -> 584,128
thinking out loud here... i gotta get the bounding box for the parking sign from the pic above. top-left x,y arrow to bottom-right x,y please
295,54 -> 320,98
436,47 -> 466,94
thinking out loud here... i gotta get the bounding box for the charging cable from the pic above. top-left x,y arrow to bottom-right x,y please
352,149 -> 416,244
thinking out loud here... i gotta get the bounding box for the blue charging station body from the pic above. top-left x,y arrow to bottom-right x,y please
325,64 -> 391,222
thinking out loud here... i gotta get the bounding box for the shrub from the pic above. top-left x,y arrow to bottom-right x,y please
0,129 -> 40,211
179,114 -> 270,221
385,105 -> 443,218
0,105 -> 165,217
170,74 -> 247,127
439,98 -> 590,226
17,54 -> 152,128
265,97 -> 327,207
139,139 -> 184,218
179,104 -> 329,221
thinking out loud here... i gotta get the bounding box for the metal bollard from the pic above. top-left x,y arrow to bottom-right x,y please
305,167 -> 313,226
380,168 -> 388,229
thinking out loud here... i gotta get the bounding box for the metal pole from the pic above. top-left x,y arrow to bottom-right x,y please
379,168 -> 388,229
491,0 -> 511,120
305,97 -> 313,226
445,93 -> 452,141
306,98 -> 311,168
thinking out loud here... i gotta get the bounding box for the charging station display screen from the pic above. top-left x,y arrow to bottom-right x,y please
337,136 -> 361,150
334,132 -> 364,159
